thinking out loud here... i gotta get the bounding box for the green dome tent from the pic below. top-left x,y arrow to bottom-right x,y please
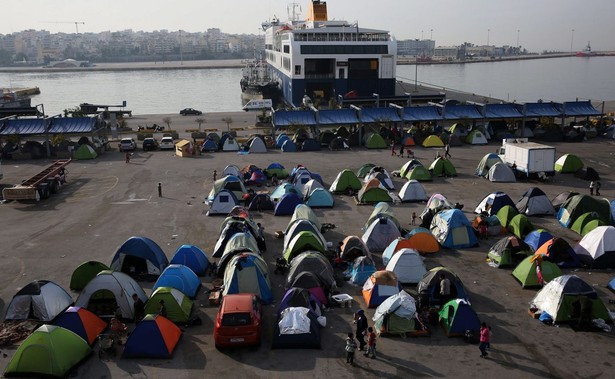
465,130 -> 488,145
422,134 -> 444,148
558,194 -> 611,229
70,261 -> 110,291
512,256 -> 562,288
364,133 -> 387,149
405,165 -> 432,181
357,163 -> 376,178
4,325 -> 91,378
496,205 -> 519,228
329,169 -> 362,193
508,214 -> 534,238
144,287 -> 193,324
428,157 -> 457,177
555,154 -> 584,173
74,144 -> 98,160
400,159 -> 423,177
570,212 -> 606,236
283,231 -> 326,262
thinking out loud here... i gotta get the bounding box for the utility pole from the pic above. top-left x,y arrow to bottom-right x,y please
74,22 -> 85,33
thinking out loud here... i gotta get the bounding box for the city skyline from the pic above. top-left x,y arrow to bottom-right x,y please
4,0 -> 615,52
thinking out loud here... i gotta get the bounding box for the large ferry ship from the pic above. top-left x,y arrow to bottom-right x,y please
262,1 -> 397,107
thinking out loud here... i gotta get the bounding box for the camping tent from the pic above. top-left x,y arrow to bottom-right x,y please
382,238 -> 417,265
340,235 -> 371,261
557,194 -> 612,228
70,261 -> 110,291
552,191 -> 578,211
222,165 -> 241,178
573,226 -> 615,268
385,248 -> 427,284
301,178 -> 324,198
54,306 -> 106,345
248,193 -> 275,211
274,193 -> 303,216
3,325 -> 91,378
471,214 -> 505,237
487,236 -> 532,268
405,165 -> 433,182
266,162 -> 289,178
170,244 -> 209,276
364,202 -> 401,232
530,275 -> 610,322
512,256 -> 562,288
403,228 -> 441,254
207,189 -> 240,216
430,209 -> 478,249
570,212 -> 606,236
287,204 -> 322,232
534,237 -> 580,268
364,133 -> 387,149
217,231 -> 260,271
201,138 -> 218,152
271,306 -> 322,349
75,270 -> 147,319
398,180 -> 428,202
222,253 -> 273,304
428,157 -> 457,177
475,191 -> 516,216
496,205 -> 519,228
346,256 -> 377,285
219,134 -> 240,151
357,186 -> 393,204
281,139 -> 298,152
284,219 -> 326,251
362,217 -> 402,252
486,162 -> 516,182
439,299 -> 481,337
366,167 -> 395,189
74,144 -> 98,160
110,236 -> 169,278
289,271 -> 330,306
248,136 -> 268,153
475,153 -> 502,176
153,264 -> 201,298
422,134 -> 444,147
285,251 -> 336,290
306,188 -> 335,208
555,154 -> 584,173
362,271 -> 402,308
271,182 -> 301,201
465,130 -> 488,145
357,163 -> 376,178
144,287 -> 193,324
516,187 -> 556,216
449,123 -> 469,137
417,267 -> 467,308
524,229 -> 554,251
400,159 -> 424,177
507,214 -> 534,238
123,314 -> 182,358
207,175 -> 247,203
284,231 -> 326,262
214,221 -> 259,258
420,193 -> 453,218
372,290 -> 417,336
5,280 -> 73,322
329,169 -> 362,193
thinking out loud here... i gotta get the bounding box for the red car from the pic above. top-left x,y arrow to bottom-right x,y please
214,294 -> 262,348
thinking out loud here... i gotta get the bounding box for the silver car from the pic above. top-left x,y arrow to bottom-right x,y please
159,136 -> 175,150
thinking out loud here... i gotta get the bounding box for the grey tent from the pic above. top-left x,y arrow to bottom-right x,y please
486,162 -> 516,182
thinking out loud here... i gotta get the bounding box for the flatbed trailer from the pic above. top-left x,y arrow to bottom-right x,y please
2,159 -> 71,201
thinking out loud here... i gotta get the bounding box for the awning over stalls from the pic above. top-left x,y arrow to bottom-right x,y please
553,101 -> 602,117
484,103 -> 524,119
48,117 -> 101,133
360,107 -> 402,123
443,104 -> 483,120
273,110 -> 317,129
318,109 -> 360,125
0,118 -> 48,135
402,106 -> 443,121
522,102 -> 561,117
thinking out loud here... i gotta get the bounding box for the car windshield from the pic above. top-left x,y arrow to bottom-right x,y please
221,313 -> 251,326
162,138 -> 172,142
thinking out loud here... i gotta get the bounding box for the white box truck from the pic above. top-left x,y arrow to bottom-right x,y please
498,138 -> 556,177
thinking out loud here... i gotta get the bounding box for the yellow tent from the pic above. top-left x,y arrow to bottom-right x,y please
422,135 -> 444,148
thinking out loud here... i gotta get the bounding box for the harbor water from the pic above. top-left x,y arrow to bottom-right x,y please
1,56 -> 614,116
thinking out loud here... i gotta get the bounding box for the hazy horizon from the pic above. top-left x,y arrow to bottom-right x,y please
4,0 -> 615,52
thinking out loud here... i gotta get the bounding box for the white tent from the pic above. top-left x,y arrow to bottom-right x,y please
207,189 -> 239,216
5,281 -> 73,322
222,165 -> 241,178
362,217 -> 402,252
293,170 -> 313,195
302,178 -> 324,198
398,180 -> 428,202
248,137 -> 267,153
573,226 -> 615,268
372,290 -> 417,335
385,248 -> 427,284
221,136 -> 240,151
466,130 -> 488,145
486,162 -> 516,182
75,271 -> 147,319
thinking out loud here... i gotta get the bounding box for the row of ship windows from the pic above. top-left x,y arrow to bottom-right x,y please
293,33 -> 390,42
266,45 -> 389,55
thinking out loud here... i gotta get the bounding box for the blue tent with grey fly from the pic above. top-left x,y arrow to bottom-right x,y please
110,236 -> 169,279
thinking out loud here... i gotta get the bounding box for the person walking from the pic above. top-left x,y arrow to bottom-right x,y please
589,180 -> 595,195
444,143 -> 451,158
157,183 -> 162,197
399,144 -> 404,158
125,152 -> 131,163
479,322 -> 491,358
213,170 -> 217,182
132,293 -> 145,323
390,140 -> 396,156
411,212 -> 417,225
596,181 -> 601,196
365,327 -> 377,359
345,332 -> 358,365
354,309 -> 368,352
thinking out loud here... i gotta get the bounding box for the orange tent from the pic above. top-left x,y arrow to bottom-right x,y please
362,270 -> 401,308
406,233 -> 440,254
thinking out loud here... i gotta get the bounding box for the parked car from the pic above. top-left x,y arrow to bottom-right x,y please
214,294 -> 261,348
142,137 -> 159,151
180,108 -> 202,116
159,136 -> 175,150
118,138 -> 136,152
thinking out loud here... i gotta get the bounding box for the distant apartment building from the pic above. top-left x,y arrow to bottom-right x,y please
397,39 -> 435,56
433,46 -> 459,60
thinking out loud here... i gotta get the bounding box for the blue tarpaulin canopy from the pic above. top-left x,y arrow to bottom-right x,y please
0,118 -> 48,135
523,102 -> 561,117
553,101 -> 602,117
443,104 -> 483,120
484,104 -> 524,119
273,110 -> 317,129
48,117 -> 100,133
402,106 -> 443,121
318,109 -> 360,125
359,107 -> 402,123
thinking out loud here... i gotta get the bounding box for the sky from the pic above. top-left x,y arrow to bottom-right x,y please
4,0 -> 615,52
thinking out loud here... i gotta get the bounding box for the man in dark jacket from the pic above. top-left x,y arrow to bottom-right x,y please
354,309 -> 369,352
132,293 -> 145,323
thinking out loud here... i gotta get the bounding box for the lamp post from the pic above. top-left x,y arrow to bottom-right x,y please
404,92 -> 412,106
487,28 -> 490,46
421,30 -> 424,39
570,29 -> 575,53
372,93 -> 379,107
430,29 -> 433,40
516,29 -> 520,48
414,62 -> 418,92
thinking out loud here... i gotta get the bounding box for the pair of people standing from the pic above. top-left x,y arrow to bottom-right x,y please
349,310 -> 377,362
589,180 -> 601,196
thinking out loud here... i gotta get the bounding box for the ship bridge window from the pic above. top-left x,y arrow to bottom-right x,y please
301,45 -> 388,55
284,45 -> 290,53
348,59 -> 379,79
295,65 -> 301,75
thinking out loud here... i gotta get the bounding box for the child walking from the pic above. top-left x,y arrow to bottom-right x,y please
345,332 -> 357,365
479,322 -> 491,358
365,327 -> 377,359
390,140 -> 396,156
411,211 -> 417,225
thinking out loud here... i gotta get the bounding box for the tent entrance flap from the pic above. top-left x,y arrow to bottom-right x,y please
121,255 -> 149,276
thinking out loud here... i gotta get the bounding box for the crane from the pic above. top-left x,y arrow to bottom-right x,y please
41,21 -> 85,33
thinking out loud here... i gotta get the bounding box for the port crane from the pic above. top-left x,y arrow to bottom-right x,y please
41,21 -> 85,33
